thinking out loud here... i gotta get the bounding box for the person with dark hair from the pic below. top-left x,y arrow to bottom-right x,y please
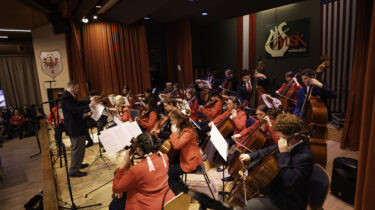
135,98 -> 159,132
293,68 -> 337,117
168,110 -> 202,195
122,85 -> 134,108
239,113 -> 313,210
186,89 -> 199,122
221,69 -> 237,91
21,105 -> 35,137
0,111 -> 9,146
61,81 -> 99,177
203,70 -> 220,88
276,71 -> 302,112
199,89 -> 223,122
232,104 -> 279,147
111,133 -> 174,210
8,108 -> 26,139
171,83 -> 184,99
236,69 -> 253,103
46,103 -> 65,148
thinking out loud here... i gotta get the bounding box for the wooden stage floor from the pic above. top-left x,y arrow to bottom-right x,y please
0,124 -> 358,210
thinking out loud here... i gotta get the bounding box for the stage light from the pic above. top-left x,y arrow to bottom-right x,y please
0,35 -> 8,39
93,15 -> 98,20
144,16 -> 151,20
202,10 -> 208,16
82,17 -> 89,23
0,28 -> 31,32
95,5 -> 102,8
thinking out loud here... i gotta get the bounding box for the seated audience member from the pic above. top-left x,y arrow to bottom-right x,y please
8,108 -> 26,139
0,112 -> 9,146
22,105 -> 35,137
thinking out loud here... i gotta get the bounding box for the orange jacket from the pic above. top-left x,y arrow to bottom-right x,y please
238,119 -> 279,147
10,114 -> 26,125
139,111 -> 158,132
278,82 -> 302,105
189,98 -> 199,122
112,153 -> 174,210
213,108 -> 246,134
170,128 -> 202,172
46,107 -> 64,127
119,107 -> 132,122
201,100 -> 223,121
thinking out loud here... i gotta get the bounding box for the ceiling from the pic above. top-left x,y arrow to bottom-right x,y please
104,0 -> 304,25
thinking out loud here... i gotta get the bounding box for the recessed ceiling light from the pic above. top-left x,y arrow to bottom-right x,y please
0,28 -> 31,32
144,16 -> 151,20
0,35 -> 8,39
93,15 -> 98,20
82,17 -> 89,23
202,10 -> 208,16
95,5 -> 102,8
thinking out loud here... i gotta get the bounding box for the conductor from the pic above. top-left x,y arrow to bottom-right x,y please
61,81 -> 98,177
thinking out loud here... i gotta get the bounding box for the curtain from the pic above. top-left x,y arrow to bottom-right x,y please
350,0 -> 375,209
0,56 -> 42,107
248,14 -> 256,73
166,17 -> 194,87
236,17 -> 243,81
66,21 -> 151,96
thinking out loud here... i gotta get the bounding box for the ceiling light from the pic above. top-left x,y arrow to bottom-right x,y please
82,17 -> 89,23
144,16 -> 151,20
93,15 -> 98,20
0,28 -> 31,32
0,35 -> 8,39
202,10 -> 208,16
95,5 -> 102,8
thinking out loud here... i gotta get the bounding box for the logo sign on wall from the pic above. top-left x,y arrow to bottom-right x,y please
265,18 -> 310,58
40,50 -> 63,79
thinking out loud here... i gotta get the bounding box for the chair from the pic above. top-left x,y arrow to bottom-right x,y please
163,192 -> 191,210
308,164 -> 330,210
182,162 -> 216,200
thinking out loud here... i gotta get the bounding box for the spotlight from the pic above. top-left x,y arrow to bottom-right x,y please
0,35 -> 8,39
0,28 -> 31,32
93,15 -> 98,20
202,10 -> 208,16
95,5 -> 102,8
82,17 -> 89,23
144,16 -> 151,20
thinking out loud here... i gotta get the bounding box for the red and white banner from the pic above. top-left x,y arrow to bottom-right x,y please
237,14 -> 256,78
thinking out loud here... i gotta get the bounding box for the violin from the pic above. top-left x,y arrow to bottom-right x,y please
151,113 -> 171,135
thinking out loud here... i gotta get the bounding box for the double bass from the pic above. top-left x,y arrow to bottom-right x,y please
299,55 -> 330,168
249,57 -> 266,110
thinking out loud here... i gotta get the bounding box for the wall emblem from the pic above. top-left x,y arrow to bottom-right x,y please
40,50 -> 63,78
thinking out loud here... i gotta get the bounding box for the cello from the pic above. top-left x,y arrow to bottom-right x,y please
299,55 -> 330,168
278,71 -> 301,112
227,130 -> 311,207
249,57 -> 266,111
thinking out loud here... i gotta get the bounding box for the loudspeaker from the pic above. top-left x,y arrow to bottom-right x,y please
330,157 -> 358,205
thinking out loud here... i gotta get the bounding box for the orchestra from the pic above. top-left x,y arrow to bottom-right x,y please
47,56 -> 337,209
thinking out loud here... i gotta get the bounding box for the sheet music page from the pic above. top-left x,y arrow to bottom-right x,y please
114,123 -> 133,148
99,129 -> 123,155
204,80 -> 212,89
210,125 -> 228,161
123,96 -> 130,106
91,104 -> 104,121
113,115 -> 124,125
125,121 -> 143,138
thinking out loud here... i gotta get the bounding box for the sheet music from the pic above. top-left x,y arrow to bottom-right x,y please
90,104 -> 104,121
99,122 -> 137,155
99,129 -> 124,155
113,115 -> 124,125
125,121 -> 142,138
210,125 -> 228,161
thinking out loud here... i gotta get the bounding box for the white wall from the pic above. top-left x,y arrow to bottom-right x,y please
32,25 -> 70,114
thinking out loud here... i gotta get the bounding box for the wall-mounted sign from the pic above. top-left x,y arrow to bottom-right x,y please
265,18 -> 309,58
40,50 -> 63,79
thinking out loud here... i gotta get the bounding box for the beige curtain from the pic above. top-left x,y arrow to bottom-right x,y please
0,56 -> 42,107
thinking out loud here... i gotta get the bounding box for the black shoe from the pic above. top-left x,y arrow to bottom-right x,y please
222,176 -> 235,182
86,141 -> 94,148
70,171 -> 87,177
81,163 -> 89,169
217,167 -> 225,172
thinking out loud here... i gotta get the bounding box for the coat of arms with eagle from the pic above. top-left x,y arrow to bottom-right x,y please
40,50 -> 63,79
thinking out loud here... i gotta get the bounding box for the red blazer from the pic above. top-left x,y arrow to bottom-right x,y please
238,119 -> 279,148
46,107 -> 64,127
278,82 -> 302,105
119,107 -> 132,122
201,100 -> 223,121
170,128 -> 202,172
10,114 -> 26,125
189,98 -> 199,122
139,111 -> 158,132
112,153 -> 174,210
212,108 -> 246,134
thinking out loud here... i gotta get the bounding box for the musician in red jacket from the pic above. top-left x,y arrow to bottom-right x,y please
186,89 -> 199,122
46,104 -> 65,146
232,105 -> 279,148
276,71 -> 302,112
199,89 -> 223,122
168,110 -> 202,195
8,108 -> 26,139
112,133 -> 174,210
135,99 -> 159,132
